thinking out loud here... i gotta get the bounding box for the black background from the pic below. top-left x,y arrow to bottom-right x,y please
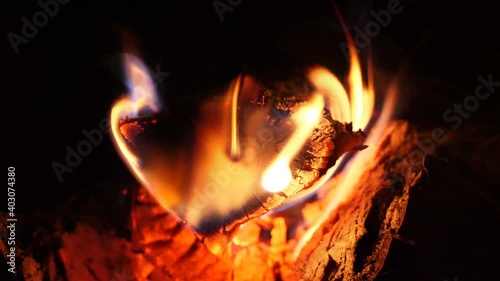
2,0 -> 499,280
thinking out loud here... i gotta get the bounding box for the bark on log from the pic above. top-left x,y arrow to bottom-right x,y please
126,120 -> 424,281
295,120 -> 423,280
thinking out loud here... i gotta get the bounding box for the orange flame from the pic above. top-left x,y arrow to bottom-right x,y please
110,19 -> 385,234
278,52 -> 376,204
230,75 -> 242,160
291,7 -> 398,258
293,82 -> 397,259
262,42 -> 376,194
307,54 -> 374,132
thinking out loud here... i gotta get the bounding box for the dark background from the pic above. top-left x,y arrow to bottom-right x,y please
2,0 -> 499,280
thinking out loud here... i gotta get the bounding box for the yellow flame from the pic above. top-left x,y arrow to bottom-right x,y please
308,62 -> 374,131
292,8 -> 397,257
349,55 -> 375,130
307,67 -> 351,123
110,100 -> 145,184
293,82 -> 397,259
261,160 -> 292,193
110,54 -> 161,188
231,75 -> 242,160
280,54 -> 375,204
276,1 -> 379,206
110,32 -> 382,237
261,94 -> 325,192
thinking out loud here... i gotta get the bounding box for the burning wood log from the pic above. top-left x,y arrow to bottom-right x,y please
118,82 -> 368,255
127,119 -> 424,280
5,120 -> 498,281
295,120 -> 422,280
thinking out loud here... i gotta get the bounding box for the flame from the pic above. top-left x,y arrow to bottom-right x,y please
184,88 -> 260,224
110,16 -> 384,237
110,54 -> 161,188
261,94 -> 325,192
276,52 -> 375,204
261,45 -> 375,194
307,67 -> 351,122
293,82 -> 397,259
307,57 -> 374,132
108,5 -> 403,268
110,50 -> 379,229
231,75 -> 242,160
291,8 -> 398,258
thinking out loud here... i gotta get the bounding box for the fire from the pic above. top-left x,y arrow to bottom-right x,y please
230,75 -> 242,160
277,56 -> 376,205
106,8 -> 405,280
261,94 -> 325,192
293,81 -> 397,258
110,54 -> 162,186
291,14 -> 398,258
294,39 -> 375,202
110,15 -> 389,248
110,51 -> 378,227
253,48 -> 376,196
